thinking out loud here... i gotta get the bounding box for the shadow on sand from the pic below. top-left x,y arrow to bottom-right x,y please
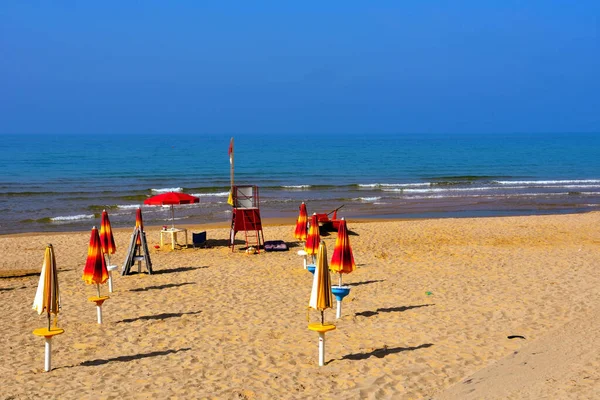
77,348 -> 192,367
340,343 -> 433,361
346,279 -> 385,287
116,311 -> 202,324
355,304 -> 434,318
129,282 -> 195,292
152,266 -> 207,275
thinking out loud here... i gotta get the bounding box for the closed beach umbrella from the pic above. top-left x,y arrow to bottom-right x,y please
32,244 -> 60,330
32,244 -> 64,372
329,218 -> 355,318
99,210 -> 116,255
330,218 -> 356,285
100,210 -> 117,292
294,202 -> 308,241
135,207 -> 144,245
309,241 -> 334,322
83,226 -> 109,289
304,213 -> 320,262
308,240 -> 335,367
143,191 -> 199,228
83,226 -> 110,323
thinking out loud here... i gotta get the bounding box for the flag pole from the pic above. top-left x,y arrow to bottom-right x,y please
230,137 -> 234,189
227,137 -> 235,206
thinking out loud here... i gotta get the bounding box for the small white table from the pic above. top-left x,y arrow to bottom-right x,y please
160,228 -> 188,250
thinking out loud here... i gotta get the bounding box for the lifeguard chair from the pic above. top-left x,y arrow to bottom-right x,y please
230,185 -> 265,252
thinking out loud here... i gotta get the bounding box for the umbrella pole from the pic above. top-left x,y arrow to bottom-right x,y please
107,254 -> 113,293
44,337 -> 52,372
339,273 -> 343,287
108,270 -> 113,293
47,312 -> 51,331
171,205 -> 175,228
318,332 -> 326,366
321,310 -> 324,325
96,304 -> 103,324
95,283 -> 104,324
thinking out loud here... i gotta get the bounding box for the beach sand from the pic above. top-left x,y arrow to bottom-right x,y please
1,213 -> 599,399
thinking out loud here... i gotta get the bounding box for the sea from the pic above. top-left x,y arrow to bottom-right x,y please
1,133 -> 599,235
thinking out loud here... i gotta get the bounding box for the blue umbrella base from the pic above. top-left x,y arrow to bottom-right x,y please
331,285 -> 351,301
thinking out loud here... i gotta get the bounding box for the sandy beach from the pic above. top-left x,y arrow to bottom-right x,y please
1,212 -> 599,399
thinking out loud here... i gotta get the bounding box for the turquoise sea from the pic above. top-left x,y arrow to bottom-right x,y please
1,133 -> 599,234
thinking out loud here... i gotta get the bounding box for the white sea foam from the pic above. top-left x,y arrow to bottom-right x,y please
358,183 -> 430,188
117,204 -> 142,209
191,191 -> 230,197
51,214 -> 95,222
283,185 -> 311,189
398,186 -> 516,193
354,196 -> 382,202
404,192 -> 572,200
151,187 -> 183,193
495,179 -> 600,185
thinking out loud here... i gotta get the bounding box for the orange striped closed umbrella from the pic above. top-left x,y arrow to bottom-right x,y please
99,210 -> 116,256
304,213 -> 320,261
135,207 -> 144,245
83,226 -> 109,288
83,226 -> 110,323
294,202 -> 308,241
100,210 -> 118,293
329,218 -> 356,286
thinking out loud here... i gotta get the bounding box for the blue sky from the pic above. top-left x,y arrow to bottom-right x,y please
1,1 -> 598,134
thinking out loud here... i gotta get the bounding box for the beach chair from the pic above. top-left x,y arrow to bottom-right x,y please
192,231 -> 207,248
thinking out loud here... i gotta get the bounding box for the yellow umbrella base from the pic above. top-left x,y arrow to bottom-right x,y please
88,295 -> 110,306
33,328 -> 64,338
308,323 -> 336,333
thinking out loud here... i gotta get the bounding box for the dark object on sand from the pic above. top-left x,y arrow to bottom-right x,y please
264,240 -> 289,252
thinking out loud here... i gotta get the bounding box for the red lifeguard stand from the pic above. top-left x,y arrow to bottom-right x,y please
230,185 -> 265,252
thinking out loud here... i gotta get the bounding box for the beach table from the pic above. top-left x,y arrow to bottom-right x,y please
160,227 -> 188,250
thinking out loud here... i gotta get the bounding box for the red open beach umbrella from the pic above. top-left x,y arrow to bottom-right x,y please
294,202 -> 308,241
135,207 -> 144,245
99,210 -> 116,256
329,218 -> 356,286
304,213 -> 320,260
143,192 -> 199,228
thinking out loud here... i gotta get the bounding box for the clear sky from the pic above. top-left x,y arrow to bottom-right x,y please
1,1 -> 598,135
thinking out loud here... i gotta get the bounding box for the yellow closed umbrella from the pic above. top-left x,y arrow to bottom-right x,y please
308,241 -> 336,366
32,244 -> 64,372
309,241 -> 334,318
32,245 -> 61,329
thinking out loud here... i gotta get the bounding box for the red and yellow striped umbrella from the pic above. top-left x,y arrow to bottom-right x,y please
304,213 -> 320,256
99,210 -> 116,255
135,207 -> 144,245
294,202 -> 308,241
82,226 -> 109,285
330,218 -> 356,276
